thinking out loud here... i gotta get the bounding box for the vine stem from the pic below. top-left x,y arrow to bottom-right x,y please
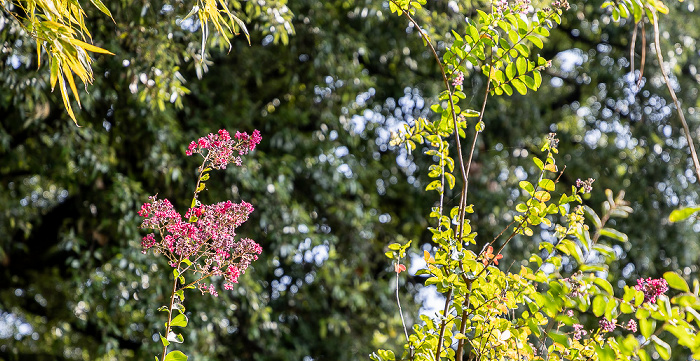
649,7 -> 700,182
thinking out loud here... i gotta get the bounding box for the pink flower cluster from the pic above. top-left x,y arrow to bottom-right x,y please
598,317 -> 616,332
186,129 -> 262,169
493,0 -> 531,15
576,178 -> 595,194
452,71 -> 464,87
572,323 -> 587,340
139,194 -> 262,295
635,277 -> 669,304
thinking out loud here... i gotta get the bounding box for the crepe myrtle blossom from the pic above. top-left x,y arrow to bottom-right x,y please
572,324 -> 587,340
140,129 -> 263,296
139,196 -> 262,295
186,129 -> 262,169
599,317 -> 616,333
635,277 -> 669,304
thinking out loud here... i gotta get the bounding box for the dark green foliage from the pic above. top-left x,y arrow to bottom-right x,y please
1,0 -> 699,359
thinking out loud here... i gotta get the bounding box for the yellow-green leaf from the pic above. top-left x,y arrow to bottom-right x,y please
68,38 -> 115,55
170,313 -> 188,328
50,58 -> 59,91
663,271 -> 689,292
89,0 -> 114,20
58,74 -> 79,125
163,350 -> 188,361
63,67 -> 81,108
668,206 -> 700,222
36,41 -> 42,69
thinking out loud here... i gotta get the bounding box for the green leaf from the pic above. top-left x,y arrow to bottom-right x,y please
89,0 -> 114,20
638,349 -> 651,361
68,38 -> 115,55
425,180 -> 442,191
511,78 -> 527,95
668,206 -> 700,222
445,172 -> 456,190
170,313 -> 188,328
594,278 -> 614,296
651,335 -> 671,360
599,228 -> 628,242
538,179 -> 555,191
519,181 -> 534,195
160,334 -> 170,347
639,317 -> 653,338
663,271 -> 689,292
528,35 -> 543,48
50,59 -> 59,91
501,84 -> 513,96
533,157 -> 544,170
516,56 -> 527,75
163,351 -> 188,361
548,330 -> 569,347
592,295 -> 606,316
506,62 -> 516,80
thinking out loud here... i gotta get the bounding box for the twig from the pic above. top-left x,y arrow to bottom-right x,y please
649,8 -> 700,181
396,270 -> 411,343
435,288 -> 454,360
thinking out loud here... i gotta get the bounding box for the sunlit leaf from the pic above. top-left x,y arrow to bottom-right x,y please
663,271 -> 689,292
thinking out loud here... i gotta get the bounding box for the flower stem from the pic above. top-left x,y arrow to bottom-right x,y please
161,268 -> 180,360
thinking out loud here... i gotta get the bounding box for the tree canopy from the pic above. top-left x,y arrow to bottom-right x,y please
1,0 -> 699,359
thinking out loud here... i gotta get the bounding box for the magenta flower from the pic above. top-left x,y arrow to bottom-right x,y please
139,196 -> 262,295
635,277 -> 669,304
452,71 -> 464,87
625,319 -> 637,332
186,128 -> 262,169
572,323 -> 587,340
598,317 -> 616,333
140,129 -> 263,296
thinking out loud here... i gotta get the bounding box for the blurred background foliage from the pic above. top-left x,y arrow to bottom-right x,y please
1,0 -> 699,359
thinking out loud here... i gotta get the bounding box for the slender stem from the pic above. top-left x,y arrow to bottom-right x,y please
435,288 -> 453,360
455,281 -> 474,361
649,8 -> 700,182
161,269 -> 180,359
630,21 -> 638,82
637,22 -> 646,88
396,270 -> 411,343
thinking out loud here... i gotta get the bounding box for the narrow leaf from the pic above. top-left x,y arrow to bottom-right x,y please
63,67 -> 81,108
599,228 -> 628,242
68,38 -> 115,55
89,0 -> 114,20
668,206 -> 700,222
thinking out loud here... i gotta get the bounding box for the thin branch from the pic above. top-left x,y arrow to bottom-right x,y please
649,8 -> 700,182
396,270 -> 411,343
435,288 -> 454,360
630,21 -> 638,81
637,22 -> 646,88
